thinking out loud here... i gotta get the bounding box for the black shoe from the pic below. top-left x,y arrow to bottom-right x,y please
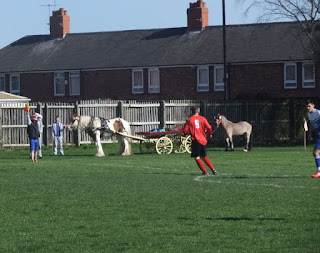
212,169 -> 217,175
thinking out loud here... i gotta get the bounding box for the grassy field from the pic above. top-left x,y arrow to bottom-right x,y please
0,144 -> 319,252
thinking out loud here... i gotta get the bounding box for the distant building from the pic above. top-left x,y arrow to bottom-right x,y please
0,0 -> 318,102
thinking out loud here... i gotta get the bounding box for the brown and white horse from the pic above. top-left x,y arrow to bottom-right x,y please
215,114 -> 252,152
68,114 -> 133,157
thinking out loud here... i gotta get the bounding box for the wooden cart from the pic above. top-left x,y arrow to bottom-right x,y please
135,124 -> 192,155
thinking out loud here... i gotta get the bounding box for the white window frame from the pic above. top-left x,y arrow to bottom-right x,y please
69,71 -> 81,96
197,66 -> 209,92
284,63 -> 297,89
148,68 -> 160,94
302,62 -> 316,88
10,74 -> 20,94
0,75 -> 5,91
132,69 -> 144,94
54,72 -> 65,96
214,65 -> 225,92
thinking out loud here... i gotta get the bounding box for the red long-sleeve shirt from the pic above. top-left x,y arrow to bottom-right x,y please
184,115 -> 212,145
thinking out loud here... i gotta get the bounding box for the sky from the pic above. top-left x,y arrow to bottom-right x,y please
0,0 -> 259,49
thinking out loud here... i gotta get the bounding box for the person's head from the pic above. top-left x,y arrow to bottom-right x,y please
55,116 -> 61,123
31,113 -> 37,122
307,100 -> 316,113
191,106 -> 200,115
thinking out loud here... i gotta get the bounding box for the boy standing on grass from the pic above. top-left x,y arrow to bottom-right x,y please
52,116 -> 64,156
184,106 -> 217,176
27,112 -> 40,162
307,100 -> 320,178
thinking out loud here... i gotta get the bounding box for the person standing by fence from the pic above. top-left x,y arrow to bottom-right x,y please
27,112 -> 40,162
183,106 -> 217,176
307,101 -> 320,178
52,116 -> 64,156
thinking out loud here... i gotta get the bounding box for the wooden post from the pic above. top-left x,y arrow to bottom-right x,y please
159,100 -> 166,129
117,101 -> 123,118
289,99 -> 296,140
0,105 -> 3,149
200,100 -> 207,118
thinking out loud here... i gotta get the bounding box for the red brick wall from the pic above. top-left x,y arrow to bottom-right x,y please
15,62 -> 320,102
229,63 -> 320,99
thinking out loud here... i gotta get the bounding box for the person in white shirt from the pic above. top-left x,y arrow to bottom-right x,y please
52,116 -> 64,156
307,101 -> 320,178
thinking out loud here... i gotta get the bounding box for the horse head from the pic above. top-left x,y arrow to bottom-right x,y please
214,114 -> 222,126
67,114 -> 81,130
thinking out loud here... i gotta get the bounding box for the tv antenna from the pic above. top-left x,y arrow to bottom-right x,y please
41,0 -> 59,30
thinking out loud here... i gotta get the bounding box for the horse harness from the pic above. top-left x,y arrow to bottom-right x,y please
85,116 -> 112,135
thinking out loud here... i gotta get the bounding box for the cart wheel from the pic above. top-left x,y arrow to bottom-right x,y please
185,135 -> 192,154
139,141 -> 154,154
156,137 -> 173,154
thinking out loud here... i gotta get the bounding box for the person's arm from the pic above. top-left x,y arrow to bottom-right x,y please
183,120 -> 190,136
204,118 -> 212,136
27,114 -> 31,126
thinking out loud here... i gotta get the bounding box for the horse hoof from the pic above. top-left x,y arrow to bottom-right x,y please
96,153 -> 105,157
243,149 -> 248,152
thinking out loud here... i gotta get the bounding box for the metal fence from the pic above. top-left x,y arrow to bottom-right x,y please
0,99 -> 314,148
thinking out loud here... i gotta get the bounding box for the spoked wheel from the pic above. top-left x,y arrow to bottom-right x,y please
139,141 -> 154,154
156,136 -> 173,154
184,135 -> 192,154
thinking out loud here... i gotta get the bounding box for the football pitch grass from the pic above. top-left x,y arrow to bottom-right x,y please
0,144 -> 319,252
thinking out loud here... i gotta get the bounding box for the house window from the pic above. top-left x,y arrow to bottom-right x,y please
148,68 -> 160,93
132,69 -> 144,94
284,63 -> 297,89
0,75 -> 5,91
197,66 -> 209,92
69,72 -> 80,96
10,74 -> 20,94
302,62 -> 315,88
54,72 -> 65,96
214,66 -> 224,91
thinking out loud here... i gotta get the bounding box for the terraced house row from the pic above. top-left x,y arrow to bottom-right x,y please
0,0 -> 318,102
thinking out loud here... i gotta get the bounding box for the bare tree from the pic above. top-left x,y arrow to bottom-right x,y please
240,0 -> 320,61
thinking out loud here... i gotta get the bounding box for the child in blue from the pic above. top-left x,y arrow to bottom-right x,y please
27,113 -> 40,162
52,116 -> 64,156
307,101 -> 320,178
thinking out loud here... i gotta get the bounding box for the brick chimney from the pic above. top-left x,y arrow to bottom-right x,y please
50,8 -> 70,38
187,0 -> 209,31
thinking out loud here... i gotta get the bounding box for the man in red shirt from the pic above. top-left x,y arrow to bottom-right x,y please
184,106 -> 217,175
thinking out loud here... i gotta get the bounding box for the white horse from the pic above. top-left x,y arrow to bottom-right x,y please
68,114 -> 133,157
214,114 -> 252,152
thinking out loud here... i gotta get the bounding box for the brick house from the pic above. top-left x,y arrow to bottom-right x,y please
0,0 -> 318,102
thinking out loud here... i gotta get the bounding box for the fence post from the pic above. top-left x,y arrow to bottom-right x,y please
289,99 -> 296,140
75,102 -> 81,146
200,100 -> 207,118
159,100 -> 166,129
0,105 -> 2,149
117,101 -> 123,118
44,103 -> 48,146
245,100 -> 249,122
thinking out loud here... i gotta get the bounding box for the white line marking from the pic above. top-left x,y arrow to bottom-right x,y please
194,175 -> 319,189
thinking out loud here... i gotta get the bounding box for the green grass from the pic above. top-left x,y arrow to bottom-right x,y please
0,144 -> 319,252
